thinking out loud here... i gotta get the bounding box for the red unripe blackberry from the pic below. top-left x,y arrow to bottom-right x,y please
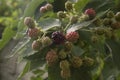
46,49 -> 58,66
27,27 -> 40,38
51,31 -> 65,44
40,6 -> 47,13
66,31 -> 79,42
85,8 -> 96,19
45,3 -> 53,11
24,17 -> 35,28
32,40 -> 41,51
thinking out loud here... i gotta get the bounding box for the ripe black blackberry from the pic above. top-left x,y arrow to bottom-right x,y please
51,31 -> 65,44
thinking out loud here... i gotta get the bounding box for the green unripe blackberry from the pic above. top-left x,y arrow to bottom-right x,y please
24,17 -> 35,28
64,41 -> 73,51
57,11 -> 66,18
111,22 -> 120,29
103,18 -> 112,26
83,57 -> 94,67
58,50 -> 67,59
61,70 -> 71,79
60,60 -> 70,70
71,56 -> 83,68
115,12 -> 120,21
107,11 -> 114,18
91,35 -> 98,43
41,36 -> 52,47
65,1 -> 73,11
93,18 -> 102,26
95,28 -> 105,35
70,16 -> 78,24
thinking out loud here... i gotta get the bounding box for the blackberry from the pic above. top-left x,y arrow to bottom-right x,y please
66,31 -> 79,43
40,6 -> 47,13
32,40 -> 41,51
71,56 -> 83,68
24,17 -> 35,28
46,49 -> 58,66
27,27 -> 40,38
65,1 -> 73,11
51,31 -> 65,44
85,8 -> 96,19
61,70 -> 71,79
45,3 -> 53,11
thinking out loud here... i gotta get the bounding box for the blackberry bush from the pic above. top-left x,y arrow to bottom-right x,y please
11,0 -> 120,80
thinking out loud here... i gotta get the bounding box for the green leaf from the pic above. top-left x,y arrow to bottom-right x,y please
72,46 -> 84,56
0,25 -> 16,50
67,20 -> 93,33
106,40 -> 120,69
84,0 -> 115,12
24,47 -> 49,70
17,61 -> 31,80
38,18 -> 61,31
8,37 -> 31,58
74,0 -> 90,13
